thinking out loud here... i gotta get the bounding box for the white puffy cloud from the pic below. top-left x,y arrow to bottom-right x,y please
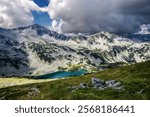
0,0 -> 47,28
48,0 -> 150,33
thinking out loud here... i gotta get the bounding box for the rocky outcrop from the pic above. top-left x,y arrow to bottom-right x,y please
92,78 -> 123,90
70,78 -> 124,92
105,80 -> 123,90
92,78 -> 107,90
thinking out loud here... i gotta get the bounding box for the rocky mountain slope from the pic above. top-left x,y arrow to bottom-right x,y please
0,24 -> 150,76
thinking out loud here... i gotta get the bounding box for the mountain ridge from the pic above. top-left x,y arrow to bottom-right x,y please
0,24 -> 150,76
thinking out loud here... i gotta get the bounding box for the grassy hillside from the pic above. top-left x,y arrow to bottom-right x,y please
0,60 -> 150,100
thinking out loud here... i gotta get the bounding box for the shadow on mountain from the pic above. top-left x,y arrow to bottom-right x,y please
0,32 -> 35,77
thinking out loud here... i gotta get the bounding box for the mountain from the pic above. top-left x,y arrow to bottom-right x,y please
13,24 -> 70,40
0,24 -> 150,76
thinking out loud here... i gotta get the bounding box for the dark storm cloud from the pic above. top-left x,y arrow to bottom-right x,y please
48,0 -> 150,33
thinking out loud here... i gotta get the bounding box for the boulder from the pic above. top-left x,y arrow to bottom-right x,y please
71,89 -> 77,93
98,86 -> 106,90
106,80 -> 123,90
92,78 -> 105,85
112,82 -> 123,90
69,78 -> 124,92
113,82 -> 121,87
30,87 -> 40,93
106,80 -> 116,87
113,86 -> 123,90
78,83 -> 87,89
69,86 -> 78,89
92,78 -> 107,89
137,89 -> 144,94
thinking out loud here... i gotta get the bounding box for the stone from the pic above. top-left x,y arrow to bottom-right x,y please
98,86 -> 106,90
113,82 -> 122,87
92,78 -> 106,89
71,89 -> 77,93
137,89 -> 144,94
92,78 -> 105,85
113,86 -> 124,90
69,86 -> 78,89
78,83 -> 87,89
112,82 -> 123,90
106,80 -> 116,87
106,80 -> 123,90
30,87 -> 40,93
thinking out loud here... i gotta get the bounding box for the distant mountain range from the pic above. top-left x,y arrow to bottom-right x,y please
0,24 -> 150,76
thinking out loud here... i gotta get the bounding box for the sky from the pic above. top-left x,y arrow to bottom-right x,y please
0,0 -> 150,34
32,0 -> 51,26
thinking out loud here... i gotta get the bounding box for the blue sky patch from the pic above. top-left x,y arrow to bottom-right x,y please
32,0 -> 51,27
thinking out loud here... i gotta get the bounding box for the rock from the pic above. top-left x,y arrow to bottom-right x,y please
112,82 -> 123,90
92,78 -> 106,89
78,83 -> 87,89
27,87 -> 40,99
113,82 -> 121,87
137,89 -> 144,94
70,83 -> 87,92
92,78 -> 105,85
94,84 -> 106,89
30,87 -> 40,93
70,86 -> 78,89
69,78 -> 124,92
98,86 -> 106,90
106,80 -> 123,90
106,80 -> 116,87
71,89 -> 77,92
113,86 -> 124,90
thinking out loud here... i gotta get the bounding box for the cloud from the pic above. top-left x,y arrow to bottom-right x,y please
0,0 -> 47,28
49,20 -> 61,33
48,0 -> 150,33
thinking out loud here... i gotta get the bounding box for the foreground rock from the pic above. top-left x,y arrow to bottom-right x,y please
78,83 -> 88,89
106,80 -> 123,90
27,87 -> 40,99
70,78 -> 124,92
92,78 -> 107,90
70,83 -> 88,92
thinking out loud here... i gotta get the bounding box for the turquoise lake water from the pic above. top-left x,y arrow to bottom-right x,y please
35,69 -> 87,79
